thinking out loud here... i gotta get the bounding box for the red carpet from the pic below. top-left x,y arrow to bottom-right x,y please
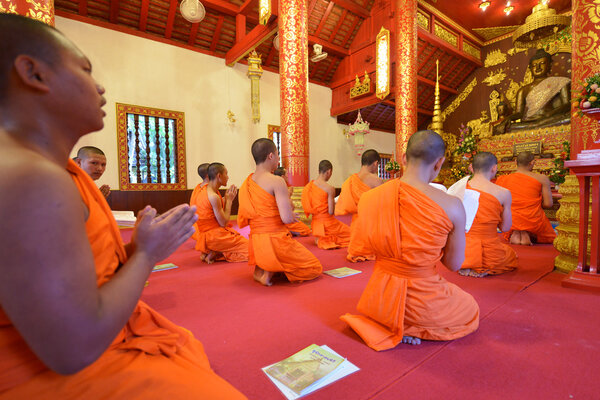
120,225 -> 600,400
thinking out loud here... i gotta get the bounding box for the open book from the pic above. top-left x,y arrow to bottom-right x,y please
324,267 -> 362,279
443,177 -> 480,233
111,210 -> 136,228
263,344 -> 359,399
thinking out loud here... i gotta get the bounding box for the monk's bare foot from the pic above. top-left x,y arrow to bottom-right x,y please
253,266 -> 273,286
520,231 -> 533,246
204,251 -> 216,264
509,231 -> 521,245
200,253 -> 207,262
458,268 -> 488,278
402,336 -> 421,345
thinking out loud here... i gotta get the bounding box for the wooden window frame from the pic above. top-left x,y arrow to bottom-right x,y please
267,124 -> 283,167
116,103 -> 187,191
378,152 -> 393,180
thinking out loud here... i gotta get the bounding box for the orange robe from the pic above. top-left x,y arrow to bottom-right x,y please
461,186 -> 518,275
237,174 -> 322,282
0,161 -> 246,399
189,183 -> 206,241
496,172 -> 556,243
340,180 -> 480,351
192,188 -> 248,262
285,221 -> 312,236
335,174 -> 375,262
301,181 -> 351,249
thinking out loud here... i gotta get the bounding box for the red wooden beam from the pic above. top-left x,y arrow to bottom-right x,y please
78,0 -> 88,16
322,56 -> 340,82
342,16 -> 360,47
417,75 -> 458,95
236,14 -> 246,43
164,0 -> 178,39
331,0 -> 369,18
308,0 -> 319,17
138,0 -> 149,31
418,46 -> 438,78
329,9 -> 348,42
264,45 -> 276,68
201,0 -> 239,17
416,40 -> 428,61
417,107 -> 434,116
109,0 -> 120,23
309,35 -> 350,57
417,27 -> 482,67
188,22 -> 200,45
309,61 -> 321,80
225,18 -> 278,66
210,16 -> 225,53
314,1 -> 335,37
239,0 -> 258,15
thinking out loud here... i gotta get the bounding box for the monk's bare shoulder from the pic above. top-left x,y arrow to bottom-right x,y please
363,173 -> 383,188
419,184 -> 463,221
252,172 -> 285,196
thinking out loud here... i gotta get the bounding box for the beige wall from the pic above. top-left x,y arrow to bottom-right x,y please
59,16 -> 395,189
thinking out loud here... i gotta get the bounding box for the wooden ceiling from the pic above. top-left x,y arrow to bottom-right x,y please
53,0 -> 571,133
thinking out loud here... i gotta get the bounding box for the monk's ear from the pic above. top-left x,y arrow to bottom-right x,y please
13,55 -> 51,93
401,153 -> 407,167
434,156 -> 445,171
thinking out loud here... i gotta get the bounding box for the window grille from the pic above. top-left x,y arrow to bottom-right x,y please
378,153 -> 392,180
268,124 -> 283,167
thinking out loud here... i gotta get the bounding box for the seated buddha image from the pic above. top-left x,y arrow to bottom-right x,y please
491,101 -> 512,136
508,49 -> 571,131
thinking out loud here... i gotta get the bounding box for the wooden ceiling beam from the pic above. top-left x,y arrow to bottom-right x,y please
225,18 -> 278,66
308,0 -> 319,17
417,27 -> 482,68
164,0 -> 178,39
314,1 -> 335,37
264,45 -> 276,68
309,35 -> 349,57
342,16 -> 360,47
236,14 -> 246,43
239,0 -> 258,15
109,0 -> 119,23
138,0 -> 149,31
188,22 -> 200,45
78,0 -> 88,16
329,9 -> 348,42
417,75 -> 458,95
201,0 -> 239,17
210,16 -> 225,53
417,107 -> 434,116
322,57 -> 338,82
331,0 -> 369,18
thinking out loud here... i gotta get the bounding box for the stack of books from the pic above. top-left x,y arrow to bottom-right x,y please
111,210 -> 136,228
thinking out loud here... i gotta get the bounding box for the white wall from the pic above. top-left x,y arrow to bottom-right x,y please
58,17 -> 395,189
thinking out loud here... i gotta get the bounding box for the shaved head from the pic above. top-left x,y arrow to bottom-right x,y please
405,130 -> 446,165
0,14 -> 64,102
361,149 -> 381,166
251,138 -> 277,164
77,146 -> 105,159
472,152 -> 497,173
197,163 -> 209,180
75,146 -> 107,180
516,151 -> 535,167
319,160 -> 333,174
207,162 -> 226,181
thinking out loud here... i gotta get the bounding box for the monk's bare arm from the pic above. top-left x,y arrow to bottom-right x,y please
208,190 -> 232,227
440,196 -> 467,271
273,177 -> 295,224
0,166 -> 196,375
326,185 -> 335,215
499,190 -> 513,232
539,174 -> 553,209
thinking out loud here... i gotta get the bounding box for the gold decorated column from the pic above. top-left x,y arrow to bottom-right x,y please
279,0 -> 309,186
247,50 -> 263,124
394,0 -> 417,163
0,0 -> 54,26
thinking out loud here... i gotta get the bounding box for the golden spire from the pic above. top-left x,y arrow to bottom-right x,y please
430,59 -> 443,134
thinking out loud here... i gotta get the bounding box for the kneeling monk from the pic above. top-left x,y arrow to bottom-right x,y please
192,162 -> 248,263
0,14 -> 245,399
273,167 -> 312,237
301,160 -> 351,249
335,149 -> 383,262
341,130 -> 480,351
238,139 -> 322,286
459,152 -> 517,277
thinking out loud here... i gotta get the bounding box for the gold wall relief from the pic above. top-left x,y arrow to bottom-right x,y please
482,68 -> 507,86
350,72 -> 371,99
441,77 -> 477,122
462,41 -> 481,60
416,10 -> 429,30
484,49 -> 507,67
489,90 -> 501,122
434,22 -> 457,47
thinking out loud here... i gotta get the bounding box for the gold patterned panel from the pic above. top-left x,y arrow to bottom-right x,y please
462,41 -> 481,60
441,78 -> 477,122
482,68 -> 507,86
434,22 -> 457,47
473,25 -> 521,42
484,49 -> 507,67
417,10 -> 429,30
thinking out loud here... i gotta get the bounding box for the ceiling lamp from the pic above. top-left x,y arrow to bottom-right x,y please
512,0 -> 570,47
259,0 -> 271,25
347,110 -> 370,155
504,1 -> 514,15
180,0 -> 205,23
479,1 -> 491,11
375,26 -> 390,100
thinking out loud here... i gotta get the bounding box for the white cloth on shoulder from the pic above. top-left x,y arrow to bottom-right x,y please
447,176 -> 480,233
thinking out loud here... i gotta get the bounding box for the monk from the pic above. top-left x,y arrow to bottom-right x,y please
192,162 -> 248,263
0,14 -> 245,399
459,152 -> 517,277
75,146 -> 110,198
301,160 -> 351,249
190,162 -> 210,243
496,151 -> 556,245
335,149 -> 383,262
273,166 -> 312,237
341,130 -> 479,351
238,139 -> 322,286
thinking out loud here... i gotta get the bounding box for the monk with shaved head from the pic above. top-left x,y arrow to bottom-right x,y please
459,152 -> 517,277
273,166 -> 312,237
341,130 -> 479,350
190,162 -> 210,244
238,138 -> 322,286
0,14 -> 245,398
75,146 -> 110,197
496,151 -> 556,245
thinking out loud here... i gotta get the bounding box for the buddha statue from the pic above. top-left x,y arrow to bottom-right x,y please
491,101 -> 512,136
508,49 -> 570,131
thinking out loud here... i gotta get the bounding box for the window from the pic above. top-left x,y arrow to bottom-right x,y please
116,103 -> 187,190
378,153 -> 392,180
268,124 -> 283,167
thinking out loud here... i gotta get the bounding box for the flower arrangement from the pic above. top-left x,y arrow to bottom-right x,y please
385,159 -> 400,172
449,162 -> 471,181
454,124 -> 477,159
572,73 -> 600,116
549,141 -> 570,185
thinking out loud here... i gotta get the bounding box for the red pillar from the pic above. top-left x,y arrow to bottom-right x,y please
0,0 -> 55,26
279,0 -> 309,186
394,0 -> 417,163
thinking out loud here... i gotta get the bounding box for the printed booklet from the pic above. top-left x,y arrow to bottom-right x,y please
324,267 -> 362,279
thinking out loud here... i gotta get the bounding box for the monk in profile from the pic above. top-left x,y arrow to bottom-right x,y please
335,149 -> 383,262
192,162 -> 248,264
459,152 -> 517,277
341,130 -> 479,350
301,160 -> 351,249
0,14 -> 245,399
190,162 -> 209,243
75,146 -> 110,198
238,139 -> 322,286
496,151 -> 556,245
273,166 -> 312,237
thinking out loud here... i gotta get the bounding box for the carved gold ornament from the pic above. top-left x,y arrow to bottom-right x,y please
434,23 -> 458,47
247,50 -> 263,124
441,78 -> 477,121
507,46 -> 528,56
375,27 -> 390,100
259,0 -> 271,25
482,68 -> 507,86
489,90 -> 501,122
467,111 -> 492,138
484,49 -> 508,67
350,71 -> 372,98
